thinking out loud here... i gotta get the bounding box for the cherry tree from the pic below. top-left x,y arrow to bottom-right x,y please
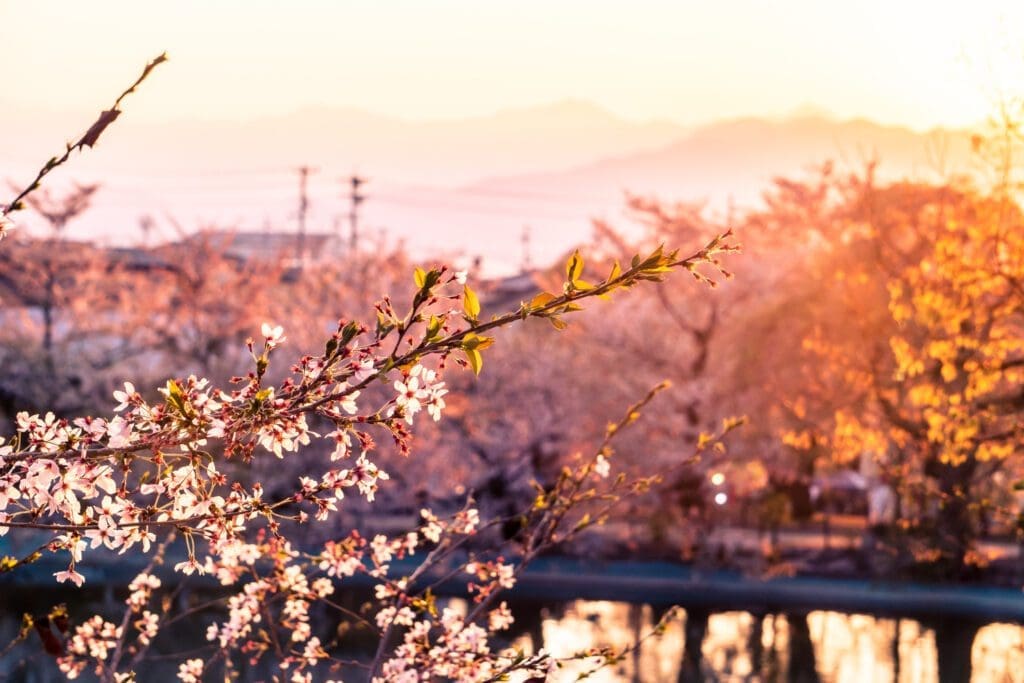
0,56 -> 740,680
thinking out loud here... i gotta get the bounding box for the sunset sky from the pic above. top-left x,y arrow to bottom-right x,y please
4,1 -> 1024,130
4,1 -> 1024,273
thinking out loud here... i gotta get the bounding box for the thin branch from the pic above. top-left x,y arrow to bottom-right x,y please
4,54 -> 167,216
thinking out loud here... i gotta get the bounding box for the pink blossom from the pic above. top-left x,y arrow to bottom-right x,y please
261,322 -> 286,348
54,568 -> 85,586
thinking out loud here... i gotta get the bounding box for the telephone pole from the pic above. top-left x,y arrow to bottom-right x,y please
138,214 -> 154,247
295,166 -> 318,267
345,174 -> 368,251
520,225 -> 532,273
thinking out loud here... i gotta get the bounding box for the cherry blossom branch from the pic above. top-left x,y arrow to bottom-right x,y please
0,221 -> 738,680
3,54 -> 167,218
102,536 -> 173,682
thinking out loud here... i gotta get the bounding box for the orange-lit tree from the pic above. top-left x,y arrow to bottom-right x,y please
747,159 -> 1024,576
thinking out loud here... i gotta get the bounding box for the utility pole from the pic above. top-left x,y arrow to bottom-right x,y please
520,225 -> 532,273
138,214 -> 154,247
295,166 -> 318,268
345,174 -> 368,251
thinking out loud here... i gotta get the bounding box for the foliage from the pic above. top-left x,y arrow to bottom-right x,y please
745,162 -> 1024,575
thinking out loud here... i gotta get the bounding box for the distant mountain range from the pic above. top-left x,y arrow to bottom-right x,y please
465,114 -> 974,204
1,99 -> 687,184
0,101 -> 978,274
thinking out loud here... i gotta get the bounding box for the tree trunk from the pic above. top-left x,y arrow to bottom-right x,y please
934,456 -> 978,578
931,618 -> 979,683
678,607 -> 708,683
787,612 -> 820,683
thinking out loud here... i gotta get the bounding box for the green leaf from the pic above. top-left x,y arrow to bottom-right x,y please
463,284 -> 481,320
424,269 -> 441,289
573,278 -> 594,291
426,315 -> 443,340
566,249 -> 584,282
464,348 -> 483,375
462,332 -> 494,351
164,379 -> 190,415
375,310 -> 395,338
530,291 -> 557,308
340,321 -> 361,346
414,267 -> 426,289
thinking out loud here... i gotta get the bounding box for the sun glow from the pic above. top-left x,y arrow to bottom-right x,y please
2,1 -> 1024,130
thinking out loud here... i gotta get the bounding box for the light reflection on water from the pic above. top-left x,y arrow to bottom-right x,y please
529,600 -> 1024,682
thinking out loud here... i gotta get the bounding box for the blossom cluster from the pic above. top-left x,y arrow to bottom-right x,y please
0,238 -> 737,680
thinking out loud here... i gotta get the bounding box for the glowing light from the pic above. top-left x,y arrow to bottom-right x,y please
714,492 -> 728,506
711,472 -> 725,486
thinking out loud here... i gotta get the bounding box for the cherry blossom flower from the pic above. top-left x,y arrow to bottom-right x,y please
177,658 -> 204,683
352,358 -> 377,383
54,568 -> 86,587
112,382 -> 140,412
174,557 -> 204,576
488,602 -> 514,631
135,610 -> 159,645
105,415 -> 134,449
261,322 -> 286,348
0,212 -> 14,241
325,428 -> 352,461
393,375 -> 427,424
337,384 -> 360,414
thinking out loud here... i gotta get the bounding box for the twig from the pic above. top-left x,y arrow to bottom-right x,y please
4,53 -> 167,216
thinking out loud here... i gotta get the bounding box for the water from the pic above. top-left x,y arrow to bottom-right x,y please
512,601 -> 1024,682
1,590 -> 1021,681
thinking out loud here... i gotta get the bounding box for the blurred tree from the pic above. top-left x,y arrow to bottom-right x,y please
744,159 -> 1024,576
0,186 -> 131,422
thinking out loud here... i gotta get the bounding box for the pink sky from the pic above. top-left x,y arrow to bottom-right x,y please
2,1 -> 1021,273
4,1 -> 1023,129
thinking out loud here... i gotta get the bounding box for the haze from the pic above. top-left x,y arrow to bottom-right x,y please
2,1 -> 1022,271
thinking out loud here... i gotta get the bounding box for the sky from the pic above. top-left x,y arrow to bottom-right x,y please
2,1 -> 1023,274
3,0 -> 1024,130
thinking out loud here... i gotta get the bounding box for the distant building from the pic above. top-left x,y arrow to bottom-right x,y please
174,230 -> 343,266
479,270 -> 546,311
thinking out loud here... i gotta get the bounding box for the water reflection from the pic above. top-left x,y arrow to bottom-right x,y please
533,601 -> 1024,682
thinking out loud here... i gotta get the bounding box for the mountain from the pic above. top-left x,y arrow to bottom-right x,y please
373,115 -> 975,273
463,115 -> 975,210
1,100 -> 687,186
1,106 -> 977,275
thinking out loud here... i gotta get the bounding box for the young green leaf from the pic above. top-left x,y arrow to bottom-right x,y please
461,332 -> 494,351
566,249 -> 584,283
530,291 -> 557,309
464,348 -> 483,375
463,284 -> 481,320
